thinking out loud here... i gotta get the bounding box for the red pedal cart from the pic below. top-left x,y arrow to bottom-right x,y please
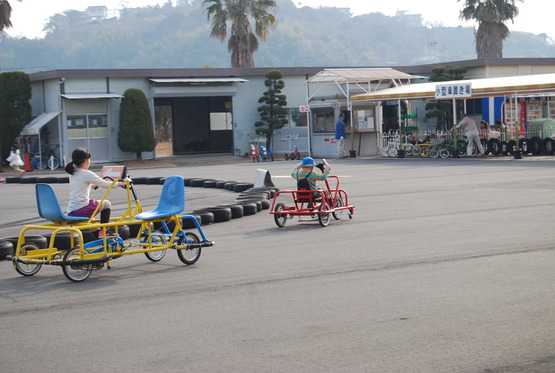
269,175 -> 355,227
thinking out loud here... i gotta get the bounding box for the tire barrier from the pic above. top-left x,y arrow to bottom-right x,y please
0,240 -> 14,260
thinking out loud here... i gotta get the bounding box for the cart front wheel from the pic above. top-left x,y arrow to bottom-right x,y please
274,203 -> 288,227
318,202 -> 331,227
14,243 -> 43,276
62,247 -> 93,282
177,232 -> 202,265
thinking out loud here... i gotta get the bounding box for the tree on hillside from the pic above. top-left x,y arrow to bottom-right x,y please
118,88 -> 156,160
203,0 -> 278,67
459,0 -> 522,58
425,66 -> 467,130
255,69 -> 287,154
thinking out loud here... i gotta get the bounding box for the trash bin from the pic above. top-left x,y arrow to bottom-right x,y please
527,118 -> 555,138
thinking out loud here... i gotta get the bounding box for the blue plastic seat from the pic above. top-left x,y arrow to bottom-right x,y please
35,184 -> 89,223
135,176 -> 185,221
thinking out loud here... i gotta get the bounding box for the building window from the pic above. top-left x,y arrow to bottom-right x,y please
67,114 -> 108,138
311,108 -> 335,133
285,108 -> 307,128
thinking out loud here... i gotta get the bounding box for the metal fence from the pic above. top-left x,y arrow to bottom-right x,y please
272,134 -> 309,156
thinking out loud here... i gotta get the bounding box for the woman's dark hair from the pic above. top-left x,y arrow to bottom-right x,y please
11,144 -> 19,151
65,147 -> 91,175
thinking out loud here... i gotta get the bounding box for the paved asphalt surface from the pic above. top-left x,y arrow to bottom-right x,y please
1,154 -> 555,372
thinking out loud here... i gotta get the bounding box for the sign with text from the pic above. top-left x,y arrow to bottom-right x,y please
299,105 -> 310,113
435,82 -> 472,99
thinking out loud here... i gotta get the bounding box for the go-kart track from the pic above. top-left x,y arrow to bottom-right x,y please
1,155 -> 555,372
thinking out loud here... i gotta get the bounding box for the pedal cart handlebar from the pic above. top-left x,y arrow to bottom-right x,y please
269,175 -> 355,228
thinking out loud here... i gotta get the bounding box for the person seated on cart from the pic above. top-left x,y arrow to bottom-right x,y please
291,157 -> 331,204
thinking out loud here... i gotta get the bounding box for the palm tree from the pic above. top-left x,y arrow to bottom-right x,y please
203,0 -> 278,68
0,0 -> 20,31
459,0 -> 522,59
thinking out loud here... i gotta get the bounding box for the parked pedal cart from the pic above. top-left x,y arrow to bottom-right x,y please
8,168 -> 215,282
269,173 -> 355,228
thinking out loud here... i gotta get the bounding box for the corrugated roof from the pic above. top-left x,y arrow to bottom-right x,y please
150,78 -> 248,83
61,93 -> 124,99
20,112 -> 59,136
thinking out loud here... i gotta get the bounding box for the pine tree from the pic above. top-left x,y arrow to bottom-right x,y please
255,70 -> 288,153
118,88 -> 156,160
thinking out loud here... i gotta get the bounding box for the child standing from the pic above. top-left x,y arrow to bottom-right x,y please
65,147 -> 125,237
6,144 -> 25,176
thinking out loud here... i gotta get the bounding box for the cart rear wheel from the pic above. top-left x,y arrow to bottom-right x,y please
14,243 -> 43,276
62,247 -> 93,282
142,232 -> 168,262
318,202 -> 331,227
177,232 -> 201,265
274,203 -> 287,227
439,149 -> 450,159
332,198 -> 344,220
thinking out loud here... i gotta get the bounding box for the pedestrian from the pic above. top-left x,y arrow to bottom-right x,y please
457,113 -> 485,156
6,144 -> 25,176
335,113 -> 347,158
65,147 -> 125,237
479,120 -> 491,139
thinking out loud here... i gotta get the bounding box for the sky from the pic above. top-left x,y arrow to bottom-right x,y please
3,0 -> 553,39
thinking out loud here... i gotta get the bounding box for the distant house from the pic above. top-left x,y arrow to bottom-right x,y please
86,6 -> 108,21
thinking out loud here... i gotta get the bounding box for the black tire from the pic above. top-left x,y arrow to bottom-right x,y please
273,203 -> 287,227
500,141 -> 509,156
62,247 -> 93,282
117,225 -> 130,240
507,140 -> 517,155
529,136 -> 543,155
480,139 -> 489,155
177,232 -> 201,265
215,180 -> 228,189
14,243 -> 43,276
224,181 -> 238,191
5,235 -> 47,251
543,138 -> 555,155
197,211 -> 214,225
20,177 -> 38,184
183,178 -> 196,186
80,229 -> 98,243
159,177 -> 166,185
38,176 -> 58,183
153,220 -> 176,233
246,187 -> 278,198
133,177 -> 147,185
57,176 -> 69,183
194,207 -> 231,222
190,178 -> 207,187
43,231 -> 81,251
203,180 -> 217,188
236,202 -> 257,215
0,240 -> 14,260
237,199 -> 262,212
488,138 -> 501,155
233,183 -> 255,192
182,214 -> 202,229
128,223 -> 143,239
235,193 -> 269,201
239,190 -> 271,199
217,204 -> 244,219
5,177 -> 21,183
518,139 -> 530,155
146,177 -> 162,185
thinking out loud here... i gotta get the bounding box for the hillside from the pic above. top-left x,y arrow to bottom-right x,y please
1,0 -> 554,73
